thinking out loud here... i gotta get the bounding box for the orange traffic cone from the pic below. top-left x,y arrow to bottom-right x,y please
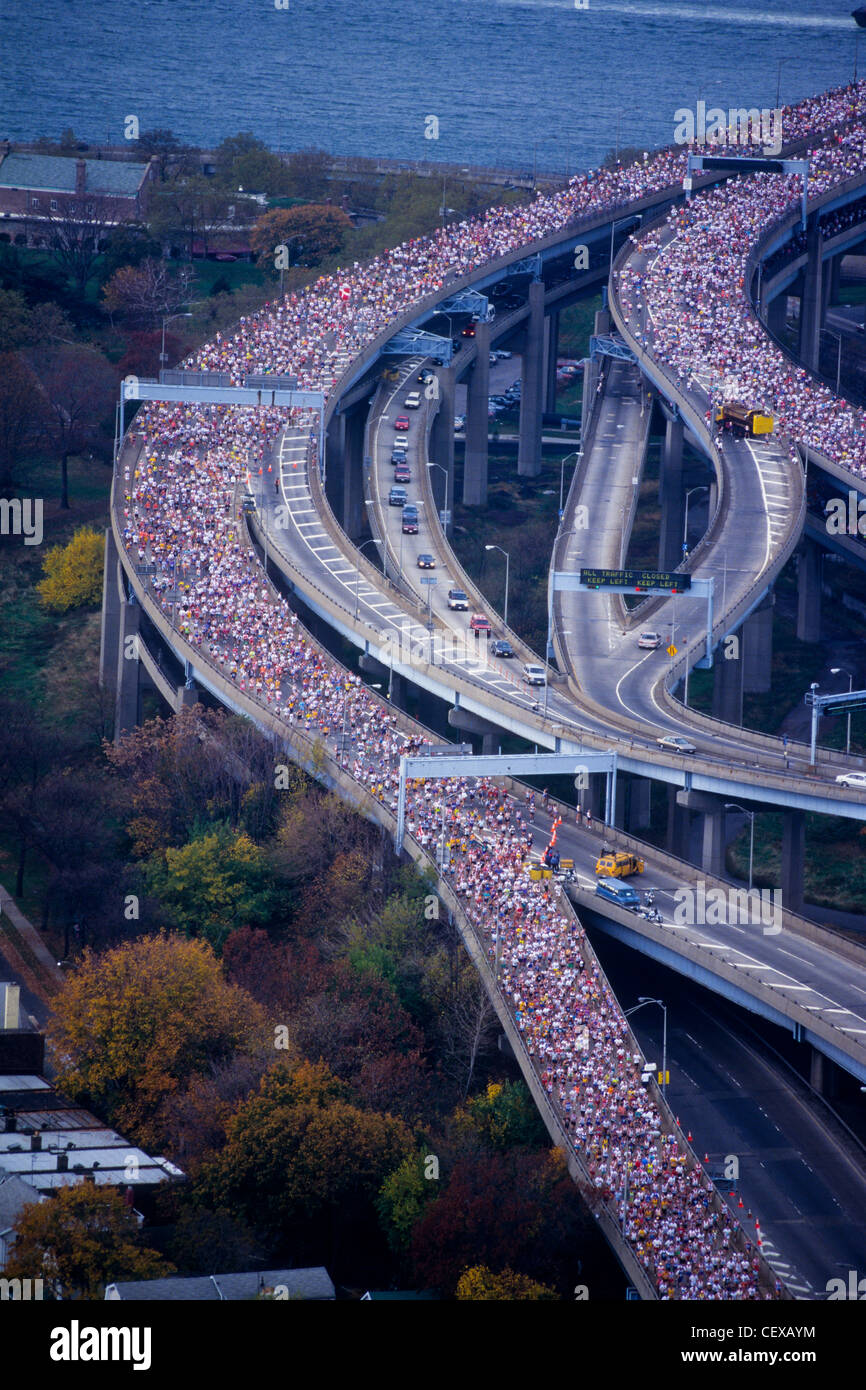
687,1131 -> 692,1143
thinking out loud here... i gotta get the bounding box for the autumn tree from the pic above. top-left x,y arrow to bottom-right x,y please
451,1080 -> 547,1154
102,257 -> 193,329
144,823 -> 276,952
410,1150 -> 593,1297
249,205 -> 352,269
376,1150 -> 439,1255
285,147 -> 330,200
455,1265 -> 558,1301
194,1059 -> 411,1258
45,198 -> 114,294
0,351 -> 49,490
5,1185 -> 171,1299
37,525 -> 104,611
26,343 -> 116,508
105,705 -> 281,857
48,934 -> 268,1147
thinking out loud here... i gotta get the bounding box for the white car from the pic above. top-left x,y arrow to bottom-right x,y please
638,631 -> 662,650
522,663 -> 547,686
404,391 -> 422,409
656,734 -> 697,755
835,771 -> 866,789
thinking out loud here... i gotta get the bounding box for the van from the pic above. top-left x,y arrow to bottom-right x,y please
595,877 -> 640,909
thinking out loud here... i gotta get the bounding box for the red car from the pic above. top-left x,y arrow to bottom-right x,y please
394,415 -> 410,431
394,462 -> 411,482
462,323 -> 476,337
469,612 -> 491,633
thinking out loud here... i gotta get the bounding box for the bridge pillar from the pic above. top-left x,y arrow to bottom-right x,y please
345,406 -> 367,540
99,528 -> 121,698
712,641 -> 744,724
799,213 -> 823,372
114,599 -> 141,742
430,363 -> 456,515
518,280 -> 545,478
626,776 -> 652,832
766,294 -> 787,339
666,784 -> 690,856
742,591 -> 774,694
828,252 -> 842,306
658,415 -> 685,572
781,808 -> 805,916
700,806 -> 726,878
464,320 -> 491,507
447,703 -> 500,740
544,309 -> 560,414
178,684 -> 198,709
796,537 -> 823,643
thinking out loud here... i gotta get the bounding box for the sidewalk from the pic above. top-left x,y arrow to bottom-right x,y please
0,881 -> 62,1008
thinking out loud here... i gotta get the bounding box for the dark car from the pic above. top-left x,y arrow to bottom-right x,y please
417,553 -> 436,569
417,369 -> 435,384
388,486 -> 408,506
394,462 -> 411,483
401,505 -> 419,534
390,445 -> 408,465
491,638 -> 514,658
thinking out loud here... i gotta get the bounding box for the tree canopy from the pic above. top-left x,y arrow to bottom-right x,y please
37,526 -> 104,612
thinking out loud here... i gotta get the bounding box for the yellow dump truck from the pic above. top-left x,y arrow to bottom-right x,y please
715,402 -> 774,438
594,850 -> 645,878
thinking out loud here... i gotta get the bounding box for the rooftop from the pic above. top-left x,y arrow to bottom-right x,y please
0,151 -> 151,196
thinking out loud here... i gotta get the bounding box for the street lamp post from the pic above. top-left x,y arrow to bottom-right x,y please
558,450 -> 581,519
725,802 -> 755,891
683,485 -> 709,556
161,310 -> 193,367
355,538 -> 383,621
625,998 -> 668,1098
809,681 -> 820,764
820,328 -> 842,396
427,460 -> 450,536
484,543 -> 510,629
831,667 -> 854,756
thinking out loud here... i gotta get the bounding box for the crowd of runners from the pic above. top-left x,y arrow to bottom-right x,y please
116,81 -> 866,1300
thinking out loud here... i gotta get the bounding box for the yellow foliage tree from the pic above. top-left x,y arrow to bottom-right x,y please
47,934 -> 268,1148
455,1265 -> 559,1300
37,526 -> 104,612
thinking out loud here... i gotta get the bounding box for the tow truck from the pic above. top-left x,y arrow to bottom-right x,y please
594,850 -> 644,878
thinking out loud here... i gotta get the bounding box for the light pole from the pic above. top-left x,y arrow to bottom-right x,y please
485,543 -> 510,629
683,485 -> 709,556
355,538 -> 383,621
626,997 -> 668,1098
820,328 -> 842,396
809,681 -> 820,764
160,310 -> 193,367
427,460 -> 450,536
830,667 -> 854,756
725,802 -> 755,892
558,450 -> 581,519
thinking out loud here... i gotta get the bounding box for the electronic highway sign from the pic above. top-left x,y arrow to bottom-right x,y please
580,568 -> 692,593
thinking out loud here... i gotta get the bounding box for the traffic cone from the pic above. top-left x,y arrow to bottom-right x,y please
687,1131 -> 692,1143
738,1197 -> 744,1208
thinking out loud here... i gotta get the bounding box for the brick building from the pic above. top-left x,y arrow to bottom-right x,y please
0,147 -> 156,246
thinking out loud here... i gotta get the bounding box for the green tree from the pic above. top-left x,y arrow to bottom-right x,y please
452,1080 -> 547,1153
5,1185 -> 171,1299
376,1150 -> 438,1254
47,934 -> 267,1147
144,823 -> 276,951
37,526 -> 105,612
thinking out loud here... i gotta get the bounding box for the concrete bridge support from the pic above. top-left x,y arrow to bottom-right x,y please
448,703 -> 500,755
115,598 -> 141,742
430,363 -> 456,513
828,252 -> 842,306
665,784 -> 689,857
781,808 -> 805,916
676,788 -> 725,878
796,537 -> 823,643
328,409 -> 365,539
799,213 -> 823,373
658,415 -> 685,572
766,294 -> 787,339
626,776 -> 652,833
518,280 -> 545,478
711,641 -> 744,726
544,308 -> 560,415
742,591 -> 774,694
99,529 -> 121,700
464,320 -> 491,506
